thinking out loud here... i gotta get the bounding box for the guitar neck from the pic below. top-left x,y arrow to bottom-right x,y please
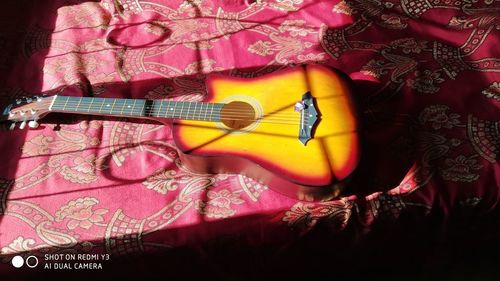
49,96 -> 224,122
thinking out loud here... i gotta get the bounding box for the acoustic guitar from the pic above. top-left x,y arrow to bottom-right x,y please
1,64 -> 360,201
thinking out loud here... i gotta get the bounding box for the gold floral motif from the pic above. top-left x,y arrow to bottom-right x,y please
270,0 -> 304,11
380,13 -> 408,29
55,2 -> 111,30
334,0 -> 408,29
418,105 -> 461,129
177,0 -> 213,17
55,197 -> 108,230
238,175 -> 268,201
440,155 -> 483,182
361,59 -> 388,78
44,54 -> 98,79
248,40 -> 274,56
459,197 -> 482,207
36,222 -> 80,248
448,15 -> 497,30
407,70 -> 445,94
143,168 -> 191,195
361,51 -> 417,82
297,53 -> 327,63
248,33 -> 313,63
143,21 -> 169,36
60,154 -> 102,184
23,129 -> 98,157
0,236 -> 37,261
282,200 -> 351,234
482,82 -> 500,101
195,189 -> 245,219
184,59 -> 223,75
170,19 -> 209,40
278,20 -> 315,37
416,131 -> 461,167
391,38 -> 428,54
332,0 -> 354,15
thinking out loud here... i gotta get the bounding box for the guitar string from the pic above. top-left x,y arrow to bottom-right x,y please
16,108 -> 311,125
49,103 -> 308,121
47,108 -> 307,125
49,98 -> 310,117
48,100 -> 307,119
45,110 -> 308,125
45,110 -> 305,125
49,100 -> 313,123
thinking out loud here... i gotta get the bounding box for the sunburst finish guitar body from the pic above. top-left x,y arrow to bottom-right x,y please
2,64 -> 360,201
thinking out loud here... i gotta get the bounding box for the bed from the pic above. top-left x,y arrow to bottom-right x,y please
1,0 -> 499,279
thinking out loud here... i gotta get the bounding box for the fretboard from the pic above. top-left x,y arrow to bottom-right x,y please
49,96 -> 224,122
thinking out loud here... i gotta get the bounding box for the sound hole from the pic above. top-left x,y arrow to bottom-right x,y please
220,101 -> 256,130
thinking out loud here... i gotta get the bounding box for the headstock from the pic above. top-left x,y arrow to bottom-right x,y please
1,95 -> 55,130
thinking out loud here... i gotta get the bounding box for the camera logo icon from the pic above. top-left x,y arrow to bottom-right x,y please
11,255 -> 38,268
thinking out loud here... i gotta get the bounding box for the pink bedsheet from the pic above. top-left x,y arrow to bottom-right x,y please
1,0 -> 499,279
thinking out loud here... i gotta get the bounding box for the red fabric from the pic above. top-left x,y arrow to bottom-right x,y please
0,0 -> 499,278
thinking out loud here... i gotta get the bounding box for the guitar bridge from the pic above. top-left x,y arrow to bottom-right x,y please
297,92 -> 319,145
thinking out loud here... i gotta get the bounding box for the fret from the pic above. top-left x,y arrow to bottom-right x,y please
88,98 -> 94,112
63,96 -> 70,110
203,103 -> 209,121
157,100 -> 165,117
135,100 -> 145,116
139,99 -> 146,116
173,101 -> 177,118
197,102 -> 202,120
193,102 -> 200,120
165,101 -> 174,118
102,98 -> 110,113
131,99 -> 137,116
49,95 -> 57,110
98,98 -> 105,113
117,99 -> 124,115
109,99 -> 116,114
184,102 -> 190,120
113,99 -> 120,115
51,96 -> 62,110
183,102 -> 189,119
119,99 -> 126,115
172,101 -> 179,119
199,103 -> 204,121
122,99 -> 130,114
75,97 -> 83,111
163,101 -> 170,118
209,103 -> 214,120
102,98 -> 109,113
201,103 -> 206,120
155,100 -> 163,118
185,102 -> 191,120
144,100 -> 150,116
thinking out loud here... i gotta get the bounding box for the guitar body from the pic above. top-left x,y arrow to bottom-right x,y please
173,64 -> 360,201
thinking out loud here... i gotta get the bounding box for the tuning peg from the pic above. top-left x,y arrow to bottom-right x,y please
19,120 -> 27,129
26,97 -> 33,103
9,122 -> 16,130
15,99 -> 22,104
28,120 -> 39,128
